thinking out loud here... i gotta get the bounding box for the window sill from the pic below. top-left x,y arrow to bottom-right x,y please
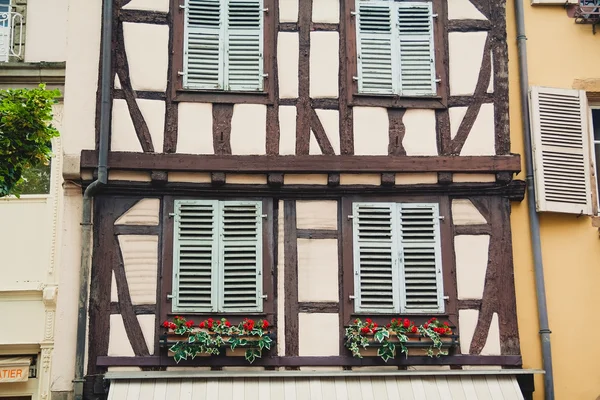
0,194 -> 50,203
174,90 -> 273,105
350,93 -> 446,109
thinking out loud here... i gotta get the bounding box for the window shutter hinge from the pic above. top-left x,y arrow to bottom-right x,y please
169,212 -> 175,217
442,295 -> 449,300
261,294 -> 268,299
349,295 -> 355,300
348,215 -> 354,220
178,71 -> 186,77
263,7 -> 269,13
438,216 -> 445,220
434,78 -> 442,83
262,73 -> 269,78
261,214 -> 268,219
179,4 -> 186,9
350,11 -> 357,16
167,294 -> 174,300
352,76 -> 359,81
432,13 -> 438,18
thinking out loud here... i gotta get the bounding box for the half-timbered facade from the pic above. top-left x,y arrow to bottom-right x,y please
62,0 -> 536,397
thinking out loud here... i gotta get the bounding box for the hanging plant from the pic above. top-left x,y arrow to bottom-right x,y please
162,316 -> 273,364
344,317 -> 455,362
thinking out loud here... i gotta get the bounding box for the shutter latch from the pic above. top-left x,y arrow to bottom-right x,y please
261,294 -> 268,299
442,295 -> 449,301
178,71 -> 186,76
350,11 -> 357,16
166,293 -> 174,301
262,8 -> 269,13
169,212 -> 175,217
347,215 -> 354,220
352,76 -> 359,81
432,13 -> 438,18
438,216 -> 445,221
349,295 -> 356,301
261,214 -> 268,219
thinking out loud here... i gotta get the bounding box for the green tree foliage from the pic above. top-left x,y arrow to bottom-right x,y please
0,84 -> 60,197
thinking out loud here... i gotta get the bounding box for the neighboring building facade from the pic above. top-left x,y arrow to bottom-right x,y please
56,0 -> 540,398
0,0 -> 67,399
507,0 -> 600,398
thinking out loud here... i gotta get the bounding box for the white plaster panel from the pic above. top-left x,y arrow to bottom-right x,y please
452,173 -> 496,182
402,109 -> 438,155
449,106 -> 468,140
111,99 -> 165,153
299,313 -> 340,356
111,272 -> 118,303
458,309 -> 478,354
340,174 -> 381,185
488,54 -> 494,93
353,107 -> 388,155
109,171 -> 152,182
142,99 -> 166,153
115,75 -> 122,89
123,23 -> 169,91
277,201 -> 286,356
118,235 -> 159,305
298,239 -> 339,302
396,173 -> 438,185
225,174 -> 268,184
279,0 -> 299,22
447,0 -> 487,20
296,200 -> 337,229
316,109 -> 340,154
230,105 -> 267,154
168,172 -> 212,183
451,199 -> 487,225
177,103 -> 214,154
312,0 -> 340,23
284,174 -> 328,185
278,33 -> 299,99
460,103 -> 495,156
109,315 -> 134,356
449,32 -> 488,96
481,313 -> 501,356
455,235 -> 489,300
138,315 -> 157,355
309,131 -> 321,155
24,0 -> 68,62
123,0 -> 170,12
279,105 -> 297,155
62,0 -> 101,155
310,32 -> 339,98
115,199 -> 160,226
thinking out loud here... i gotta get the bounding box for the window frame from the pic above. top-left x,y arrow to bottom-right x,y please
170,0 -> 276,104
344,0 -> 447,109
161,196 -> 275,321
341,196 -> 456,326
588,104 -> 600,215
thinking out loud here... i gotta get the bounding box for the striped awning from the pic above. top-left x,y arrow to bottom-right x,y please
106,371 -> 531,400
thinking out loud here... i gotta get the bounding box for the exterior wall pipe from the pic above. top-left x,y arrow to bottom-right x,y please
513,0 -> 555,398
73,0 -> 113,398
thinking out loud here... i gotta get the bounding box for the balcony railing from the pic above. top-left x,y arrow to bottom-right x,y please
0,11 -> 23,62
569,0 -> 600,33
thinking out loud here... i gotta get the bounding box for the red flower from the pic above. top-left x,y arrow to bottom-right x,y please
403,319 -> 410,328
373,323 -> 378,328
391,318 -> 396,323
168,322 -> 176,329
386,324 -> 391,328
162,321 -> 170,328
354,319 -> 359,324
225,321 -> 231,327
365,318 -> 372,324
443,322 -> 449,326
411,326 -> 417,333
199,321 -> 205,329
208,321 -> 213,329
424,323 -> 429,329
174,316 -> 183,320
262,320 -> 269,329
361,327 -> 370,334
207,318 -> 213,323
185,320 -> 194,328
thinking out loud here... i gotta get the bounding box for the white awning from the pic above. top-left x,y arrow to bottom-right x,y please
0,356 -> 31,383
106,371 -> 532,400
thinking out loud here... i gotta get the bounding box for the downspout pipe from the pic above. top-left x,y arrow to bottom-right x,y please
513,0 -> 555,398
73,0 -> 113,398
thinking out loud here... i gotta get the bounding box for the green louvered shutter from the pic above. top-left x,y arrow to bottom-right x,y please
218,201 -> 263,312
184,0 -> 224,89
352,203 -> 401,313
398,203 -> 444,313
172,200 -> 219,312
356,1 -> 396,94
397,2 -> 436,96
225,0 -> 264,91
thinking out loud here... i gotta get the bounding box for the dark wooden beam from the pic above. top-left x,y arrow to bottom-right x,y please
110,303 -> 156,315
113,225 -> 160,235
296,229 -> 338,239
119,9 -> 169,24
454,224 -> 492,235
81,151 -> 522,174
448,19 -> 492,32
298,302 -> 339,313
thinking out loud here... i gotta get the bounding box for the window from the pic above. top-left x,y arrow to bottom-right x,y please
182,0 -> 264,91
355,0 -> 437,96
591,107 -> 600,206
352,202 -> 444,314
171,199 -> 264,313
529,86 -> 594,215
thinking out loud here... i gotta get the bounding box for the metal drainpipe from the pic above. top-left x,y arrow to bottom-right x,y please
513,0 -> 554,398
73,0 -> 113,398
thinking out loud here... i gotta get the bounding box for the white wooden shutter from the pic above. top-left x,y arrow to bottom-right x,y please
352,203 -> 400,313
398,203 -> 444,313
218,201 -> 263,312
530,86 -> 593,215
397,2 -> 436,96
184,0 -> 224,89
225,0 -> 264,91
356,1 -> 396,94
172,200 -> 219,312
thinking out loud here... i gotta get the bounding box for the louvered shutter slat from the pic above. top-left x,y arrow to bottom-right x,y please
173,200 -> 218,312
399,204 -> 444,313
184,0 -> 223,89
530,87 -> 593,215
219,202 -> 262,312
356,2 -> 395,94
225,0 -> 263,91
397,3 -> 436,96
353,203 -> 400,313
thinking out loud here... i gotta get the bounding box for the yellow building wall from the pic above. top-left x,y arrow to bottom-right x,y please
507,1 -> 600,399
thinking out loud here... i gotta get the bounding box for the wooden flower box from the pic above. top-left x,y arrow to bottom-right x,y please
355,333 -> 457,357
162,329 -> 272,358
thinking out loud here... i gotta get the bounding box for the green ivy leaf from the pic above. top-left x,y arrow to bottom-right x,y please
374,330 -> 389,343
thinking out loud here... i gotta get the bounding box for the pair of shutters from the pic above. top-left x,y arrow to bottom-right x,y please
352,202 -> 444,314
356,0 -> 436,96
184,0 -> 264,91
529,87 -> 594,215
172,200 -> 263,313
